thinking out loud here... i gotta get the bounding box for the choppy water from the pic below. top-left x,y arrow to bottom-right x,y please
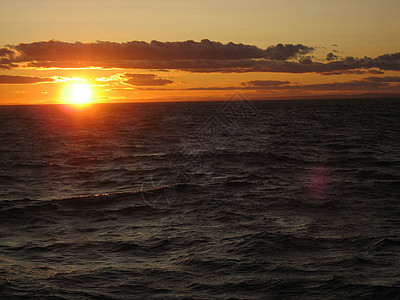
0,97 -> 399,299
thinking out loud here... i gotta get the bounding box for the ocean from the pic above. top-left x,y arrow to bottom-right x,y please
0,96 -> 399,299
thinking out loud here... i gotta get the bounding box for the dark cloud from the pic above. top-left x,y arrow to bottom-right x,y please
299,58 -> 313,64
321,69 -> 384,76
0,48 -> 18,69
264,43 -> 314,60
0,56 -> 18,69
138,78 -> 400,93
123,73 -> 173,86
0,40 -> 313,69
261,79 -> 398,91
131,54 -> 399,74
0,40 -> 399,74
0,75 -> 54,84
365,69 -> 385,75
241,80 -> 290,87
376,53 -> 400,61
363,76 -> 400,82
326,52 -> 339,61
0,48 -> 16,57
3,40 -> 311,62
293,80 -> 390,91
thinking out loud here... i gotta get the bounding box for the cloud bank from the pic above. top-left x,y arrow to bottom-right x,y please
133,76 -> 400,93
2,39 -> 397,74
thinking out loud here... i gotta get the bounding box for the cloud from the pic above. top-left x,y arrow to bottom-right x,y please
0,40 -> 399,74
2,40 -> 310,62
0,64 -> 18,70
0,48 -> 15,56
0,75 -> 54,84
241,80 -> 290,87
326,52 -> 339,61
376,53 -> 400,61
123,73 -> 174,86
320,69 -> 384,76
292,80 -> 391,91
0,40 -> 313,69
122,55 -> 399,74
264,43 -> 314,60
95,73 -> 174,86
137,77 -> 400,93
363,76 -> 400,82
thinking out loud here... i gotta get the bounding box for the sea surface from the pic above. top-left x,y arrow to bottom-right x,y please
0,96 -> 399,299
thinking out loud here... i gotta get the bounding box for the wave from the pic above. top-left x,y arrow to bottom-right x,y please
0,182 -> 204,218
1,99 -> 400,299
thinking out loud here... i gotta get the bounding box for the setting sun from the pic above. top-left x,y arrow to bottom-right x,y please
65,83 -> 94,105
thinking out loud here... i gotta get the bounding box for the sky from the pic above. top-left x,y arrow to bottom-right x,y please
0,0 -> 399,104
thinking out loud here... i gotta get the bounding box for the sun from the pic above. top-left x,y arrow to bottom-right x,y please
67,83 -> 94,105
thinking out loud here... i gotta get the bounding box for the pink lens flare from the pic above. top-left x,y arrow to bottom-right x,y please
307,165 -> 330,199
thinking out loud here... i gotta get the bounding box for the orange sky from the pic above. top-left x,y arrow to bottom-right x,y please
0,0 -> 399,104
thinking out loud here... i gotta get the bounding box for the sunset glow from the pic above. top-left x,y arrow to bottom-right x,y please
0,0 -> 399,104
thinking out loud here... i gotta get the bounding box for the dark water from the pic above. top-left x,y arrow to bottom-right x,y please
0,97 -> 399,299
